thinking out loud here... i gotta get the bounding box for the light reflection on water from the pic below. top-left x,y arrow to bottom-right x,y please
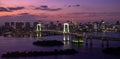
0,32 -> 120,59
87,32 -> 120,38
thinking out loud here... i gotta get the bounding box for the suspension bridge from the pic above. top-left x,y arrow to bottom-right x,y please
35,22 -> 120,41
3,22 -> 120,41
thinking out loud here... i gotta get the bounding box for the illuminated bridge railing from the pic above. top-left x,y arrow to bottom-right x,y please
36,29 -> 120,41
35,29 -> 83,36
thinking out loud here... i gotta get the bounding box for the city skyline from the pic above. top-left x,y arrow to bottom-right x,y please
0,1 -> 120,58
0,0 -> 120,23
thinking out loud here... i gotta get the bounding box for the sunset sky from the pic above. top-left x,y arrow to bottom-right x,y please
0,0 -> 120,24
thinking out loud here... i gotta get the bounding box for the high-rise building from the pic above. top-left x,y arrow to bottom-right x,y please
11,22 -> 15,29
15,22 -> 24,31
5,22 -> 10,28
4,22 -> 10,32
93,22 -> 99,32
25,22 -> 31,32
115,21 -> 120,32
100,20 -> 106,32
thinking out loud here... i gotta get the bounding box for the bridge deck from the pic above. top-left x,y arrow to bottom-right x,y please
3,30 -> 120,41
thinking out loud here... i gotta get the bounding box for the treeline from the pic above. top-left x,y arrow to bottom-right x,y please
33,40 -> 64,46
103,47 -> 120,56
2,49 -> 78,58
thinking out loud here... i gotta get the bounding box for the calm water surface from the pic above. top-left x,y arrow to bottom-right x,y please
0,32 -> 120,59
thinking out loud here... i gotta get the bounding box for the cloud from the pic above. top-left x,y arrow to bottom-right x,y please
18,13 -> 30,16
0,6 -> 24,12
68,4 -> 80,7
0,7 -> 9,12
35,5 -> 62,11
8,7 -> 24,11
0,13 -> 49,22
0,13 -> 39,23
68,12 -> 120,17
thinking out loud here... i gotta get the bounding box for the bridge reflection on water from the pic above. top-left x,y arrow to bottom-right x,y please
1,32 -> 120,59
2,22 -> 120,49
35,32 -> 112,48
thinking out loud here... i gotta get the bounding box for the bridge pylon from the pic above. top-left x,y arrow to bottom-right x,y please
36,22 -> 42,32
36,22 -> 42,38
63,23 -> 70,34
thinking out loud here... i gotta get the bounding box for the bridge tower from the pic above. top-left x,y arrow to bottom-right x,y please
36,22 -> 42,38
36,22 -> 42,32
63,23 -> 70,41
63,23 -> 70,33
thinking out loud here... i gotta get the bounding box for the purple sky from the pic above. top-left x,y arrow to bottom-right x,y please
0,0 -> 120,24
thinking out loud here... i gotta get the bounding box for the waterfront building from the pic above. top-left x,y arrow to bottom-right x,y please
93,22 -> 99,32
100,20 -> 106,32
11,22 -> 15,29
15,22 -> 24,32
114,21 -> 120,32
25,22 -> 31,32
4,22 -> 11,32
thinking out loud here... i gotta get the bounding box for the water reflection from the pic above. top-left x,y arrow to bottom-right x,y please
35,32 -> 42,40
101,32 -> 110,48
73,43 -> 83,47
36,32 -> 41,38
0,34 -> 120,59
101,40 -> 110,48
62,34 -> 71,49
63,34 -> 70,41
63,41 -> 71,49
2,31 -> 118,49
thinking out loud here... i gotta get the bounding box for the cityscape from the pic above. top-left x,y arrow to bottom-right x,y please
0,20 -> 120,37
0,0 -> 120,59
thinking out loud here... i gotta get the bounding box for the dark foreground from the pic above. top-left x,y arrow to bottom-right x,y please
103,47 -> 120,56
33,40 -> 64,46
1,49 -> 78,58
